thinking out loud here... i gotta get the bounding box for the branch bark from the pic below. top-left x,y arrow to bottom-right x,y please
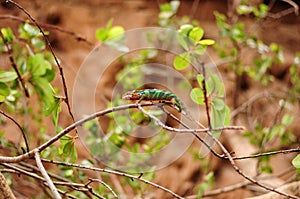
0,172 -> 16,199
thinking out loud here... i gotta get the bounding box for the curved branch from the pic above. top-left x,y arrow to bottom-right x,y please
0,110 -> 29,152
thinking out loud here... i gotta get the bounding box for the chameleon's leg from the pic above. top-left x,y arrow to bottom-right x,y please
137,95 -> 144,104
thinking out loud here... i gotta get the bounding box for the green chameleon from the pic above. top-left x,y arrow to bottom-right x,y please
122,89 -> 183,112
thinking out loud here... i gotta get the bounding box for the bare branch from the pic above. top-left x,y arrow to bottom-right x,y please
41,159 -> 184,199
0,15 -> 93,46
0,110 -> 29,152
87,178 -> 118,199
34,149 -> 61,199
0,171 -> 16,199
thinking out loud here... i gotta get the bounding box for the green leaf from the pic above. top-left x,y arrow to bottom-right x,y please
27,54 -> 52,77
193,45 -> 207,55
0,82 -> 10,102
107,26 -> 124,41
196,74 -> 204,88
292,154 -> 300,174
95,28 -> 108,42
190,88 -> 204,105
173,52 -> 190,70
189,27 -> 204,42
176,33 -> 190,51
212,98 -> 225,110
1,28 -> 14,43
30,76 -> 55,116
198,39 -> 215,46
0,82 -> 10,97
178,24 -> 194,36
31,37 -> 45,51
0,71 -> 17,82
281,114 -> 294,126
19,23 -> 40,39
224,105 -> 231,126
52,97 -> 61,126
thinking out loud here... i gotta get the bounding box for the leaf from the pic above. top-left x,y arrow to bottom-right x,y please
0,83 -> 10,103
193,45 -> 207,55
173,52 -> 190,70
1,28 -> 14,43
189,27 -> 204,43
198,39 -> 215,46
292,154 -> 300,174
27,54 -> 52,77
31,37 -> 45,51
176,33 -> 190,51
0,82 -> 10,97
30,76 -> 55,116
212,98 -> 225,110
107,26 -> 124,41
52,97 -> 61,126
224,105 -> 231,126
190,88 -> 204,105
178,24 -> 194,36
281,114 -> 294,126
19,23 -> 40,39
0,71 -> 17,82
196,74 -> 204,88
95,28 -> 108,42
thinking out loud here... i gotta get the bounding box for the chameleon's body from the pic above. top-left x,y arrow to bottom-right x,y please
122,89 -> 183,112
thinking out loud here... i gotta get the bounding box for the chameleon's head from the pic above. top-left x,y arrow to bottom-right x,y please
122,90 -> 141,100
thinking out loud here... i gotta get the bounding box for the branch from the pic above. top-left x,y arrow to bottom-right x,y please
0,15 -> 93,46
0,171 -> 16,199
87,178 -> 118,199
41,159 -> 184,199
138,105 -> 299,199
0,110 -> 29,152
0,103 -> 242,164
34,149 -> 61,199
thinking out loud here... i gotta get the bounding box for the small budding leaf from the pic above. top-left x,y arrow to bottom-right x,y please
174,52 -> 190,70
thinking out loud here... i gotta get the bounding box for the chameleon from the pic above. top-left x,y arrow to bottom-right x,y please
122,89 -> 183,112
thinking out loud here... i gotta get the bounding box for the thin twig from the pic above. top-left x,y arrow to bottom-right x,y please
34,149 -> 61,199
87,178 -> 118,199
0,110 -> 29,152
200,63 -> 211,129
0,15 -> 93,46
0,32 -> 29,98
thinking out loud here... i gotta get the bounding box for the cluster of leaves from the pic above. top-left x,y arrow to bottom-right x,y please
173,24 -> 230,133
95,19 -> 127,52
0,23 -> 61,134
214,10 -> 284,85
214,3 -> 299,174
